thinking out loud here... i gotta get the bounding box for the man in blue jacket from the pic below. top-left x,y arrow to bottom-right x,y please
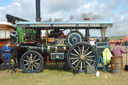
2,42 -> 12,68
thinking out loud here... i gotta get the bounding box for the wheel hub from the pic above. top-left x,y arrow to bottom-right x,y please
30,60 -> 34,64
80,55 -> 85,60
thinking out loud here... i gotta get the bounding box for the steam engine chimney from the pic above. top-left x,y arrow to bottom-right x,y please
84,18 -> 90,41
36,0 -> 41,21
36,0 -> 41,42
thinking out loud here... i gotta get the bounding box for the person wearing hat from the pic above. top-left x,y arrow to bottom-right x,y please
103,44 -> 113,71
2,42 -> 12,68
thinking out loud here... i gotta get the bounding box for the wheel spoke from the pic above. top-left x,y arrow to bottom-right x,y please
33,55 -> 37,61
32,65 -> 33,71
86,59 -> 94,62
34,62 -> 40,65
80,61 -> 83,70
26,56 -> 30,61
70,57 -> 79,60
27,64 -> 31,69
78,46 -> 81,55
24,63 -> 29,66
30,53 -> 33,60
82,45 -> 84,55
84,47 -> 89,55
33,64 -> 38,69
86,56 -> 94,58
76,60 -> 81,67
73,49 -> 80,55
72,59 -> 79,65
85,51 -> 92,56
34,58 -> 40,62
83,61 -> 86,68
24,60 -> 29,63
85,61 -> 91,66
71,53 -> 79,57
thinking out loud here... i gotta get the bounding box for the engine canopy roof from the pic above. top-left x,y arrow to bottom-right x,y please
17,21 -> 113,29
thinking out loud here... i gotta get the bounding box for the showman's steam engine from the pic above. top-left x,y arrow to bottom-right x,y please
12,0 -> 113,73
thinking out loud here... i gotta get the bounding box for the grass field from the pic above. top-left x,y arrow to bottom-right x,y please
1,49 -> 128,85
0,63 -> 128,85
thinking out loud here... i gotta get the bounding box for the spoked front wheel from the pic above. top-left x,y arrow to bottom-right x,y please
20,51 -> 43,73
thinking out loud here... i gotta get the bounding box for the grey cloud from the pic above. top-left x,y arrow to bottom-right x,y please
0,0 -> 128,37
42,0 -> 84,12
106,15 -> 128,36
107,0 -> 121,9
0,2 -> 22,21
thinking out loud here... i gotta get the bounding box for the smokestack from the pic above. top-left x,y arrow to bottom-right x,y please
36,0 -> 41,42
84,18 -> 90,20
85,29 -> 90,41
36,0 -> 41,22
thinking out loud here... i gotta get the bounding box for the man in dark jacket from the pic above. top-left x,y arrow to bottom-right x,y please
12,44 -> 18,65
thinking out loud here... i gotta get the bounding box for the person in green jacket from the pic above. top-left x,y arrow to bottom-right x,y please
102,44 -> 112,71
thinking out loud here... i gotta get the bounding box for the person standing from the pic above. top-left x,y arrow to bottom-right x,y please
2,42 -> 12,68
113,42 -> 127,56
103,44 -> 112,71
12,44 -> 18,66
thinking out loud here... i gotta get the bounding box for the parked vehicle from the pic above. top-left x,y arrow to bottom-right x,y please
14,21 -> 112,73
10,0 -> 113,73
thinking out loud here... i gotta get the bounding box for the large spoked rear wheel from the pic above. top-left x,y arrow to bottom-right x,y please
67,42 -> 98,72
20,51 -> 43,73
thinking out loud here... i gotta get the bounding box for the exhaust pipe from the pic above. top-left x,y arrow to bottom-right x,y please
85,29 -> 90,41
36,0 -> 41,42
36,0 -> 41,22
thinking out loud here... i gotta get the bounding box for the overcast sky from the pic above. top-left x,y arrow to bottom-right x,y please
0,0 -> 128,37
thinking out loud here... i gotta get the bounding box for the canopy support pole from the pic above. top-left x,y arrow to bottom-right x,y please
46,28 -> 48,45
101,27 -> 106,42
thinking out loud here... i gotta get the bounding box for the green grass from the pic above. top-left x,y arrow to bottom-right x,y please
0,63 -> 128,85
1,48 -> 128,85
